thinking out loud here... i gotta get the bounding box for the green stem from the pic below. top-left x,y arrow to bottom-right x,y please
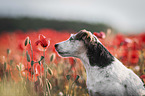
43,49 -> 47,96
46,79 -> 51,96
68,81 -> 75,96
21,48 -> 26,64
139,50 -> 144,75
29,40 -> 34,94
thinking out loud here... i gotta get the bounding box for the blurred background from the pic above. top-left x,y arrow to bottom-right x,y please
0,0 -> 145,96
0,0 -> 145,34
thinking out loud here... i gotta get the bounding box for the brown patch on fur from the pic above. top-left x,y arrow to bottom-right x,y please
75,30 -> 95,44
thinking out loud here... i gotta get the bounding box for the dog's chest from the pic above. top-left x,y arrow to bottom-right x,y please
86,67 -> 112,92
85,63 -> 127,95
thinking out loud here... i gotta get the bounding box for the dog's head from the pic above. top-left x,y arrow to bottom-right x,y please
55,29 -> 98,57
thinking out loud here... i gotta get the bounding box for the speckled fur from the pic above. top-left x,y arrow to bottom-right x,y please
55,30 -> 145,96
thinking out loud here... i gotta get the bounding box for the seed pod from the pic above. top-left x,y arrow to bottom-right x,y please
47,67 -> 53,75
40,56 -> 44,61
4,62 -> 7,70
66,75 -> 71,80
31,61 -> 34,66
24,37 -> 29,46
75,75 -> 80,81
46,79 -> 52,90
26,51 -> 31,62
7,49 -> 11,55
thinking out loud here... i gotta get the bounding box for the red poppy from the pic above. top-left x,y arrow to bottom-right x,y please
131,39 -> 140,50
35,34 -> 50,51
113,34 -> 125,47
121,38 -> 132,46
129,50 -> 139,65
140,75 -> 145,83
120,49 -> 129,65
93,32 -> 106,39
140,75 -> 145,79
71,67 -> 77,79
139,33 -> 145,44
21,62 -> 44,82
0,56 -> 6,64
21,70 -> 38,82
69,58 -> 76,68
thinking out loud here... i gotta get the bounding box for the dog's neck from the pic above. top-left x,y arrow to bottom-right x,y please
79,42 -> 114,68
78,51 -> 90,69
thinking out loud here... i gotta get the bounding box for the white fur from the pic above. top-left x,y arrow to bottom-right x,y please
55,34 -> 145,96
55,35 -> 86,58
79,52 -> 145,96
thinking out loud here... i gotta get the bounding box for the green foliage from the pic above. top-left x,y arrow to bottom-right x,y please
66,75 -> 71,80
0,18 -> 113,33
75,75 -> 80,81
40,56 -> 44,61
7,49 -> 11,55
26,51 -> 31,62
50,54 -> 54,62
4,62 -> 7,71
47,67 -> 53,75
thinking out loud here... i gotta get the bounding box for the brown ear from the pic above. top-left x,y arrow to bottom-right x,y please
75,30 -> 94,43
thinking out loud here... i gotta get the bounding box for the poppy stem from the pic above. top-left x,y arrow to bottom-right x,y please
29,39 -> 35,94
139,50 -> 144,75
43,49 -> 48,96
29,40 -> 33,61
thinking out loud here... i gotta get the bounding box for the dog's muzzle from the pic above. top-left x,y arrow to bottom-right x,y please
55,44 -> 60,52
54,43 -> 70,57
55,43 -> 60,53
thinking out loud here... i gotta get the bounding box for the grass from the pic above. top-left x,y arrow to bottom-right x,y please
0,28 -> 144,96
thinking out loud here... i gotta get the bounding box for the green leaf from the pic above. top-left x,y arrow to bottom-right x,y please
10,60 -> 13,65
75,75 -> 80,81
47,67 -> 53,75
66,75 -> 71,80
50,54 -> 54,62
29,39 -> 31,45
46,79 -> 52,90
31,61 -> 34,66
40,56 -> 44,61
38,61 -> 41,65
7,49 -> 11,55
4,62 -> 7,70
16,65 -> 20,71
26,51 -> 31,62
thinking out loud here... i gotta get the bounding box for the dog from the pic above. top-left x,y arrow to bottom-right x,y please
55,29 -> 145,96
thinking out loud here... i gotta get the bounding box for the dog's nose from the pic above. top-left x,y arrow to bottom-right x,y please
55,44 -> 59,48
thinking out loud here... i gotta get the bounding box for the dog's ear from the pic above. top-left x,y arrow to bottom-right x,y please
75,30 -> 94,43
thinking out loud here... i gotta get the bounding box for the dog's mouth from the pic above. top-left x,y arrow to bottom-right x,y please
55,44 -> 71,57
58,51 -> 69,55
56,50 -> 70,57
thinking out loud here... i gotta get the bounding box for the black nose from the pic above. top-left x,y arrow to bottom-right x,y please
55,44 -> 59,48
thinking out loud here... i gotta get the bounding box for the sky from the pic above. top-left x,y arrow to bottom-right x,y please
0,0 -> 145,33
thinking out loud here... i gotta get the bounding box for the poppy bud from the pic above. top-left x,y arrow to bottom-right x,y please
26,51 -> 31,62
24,37 -> 29,46
93,32 -> 106,39
7,49 -> 11,55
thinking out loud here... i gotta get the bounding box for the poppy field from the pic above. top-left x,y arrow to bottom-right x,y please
0,28 -> 145,96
